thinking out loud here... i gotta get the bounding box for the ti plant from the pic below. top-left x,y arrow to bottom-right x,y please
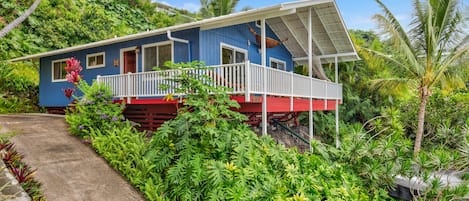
0,139 -> 44,201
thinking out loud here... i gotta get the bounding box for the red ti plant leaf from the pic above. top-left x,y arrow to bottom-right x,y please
0,141 -> 15,151
10,164 -> 36,183
2,149 -> 23,168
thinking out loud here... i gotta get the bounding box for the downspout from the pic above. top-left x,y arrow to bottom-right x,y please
167,30 -> 191,61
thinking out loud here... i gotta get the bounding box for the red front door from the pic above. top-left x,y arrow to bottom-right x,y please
123,50 -> 137,74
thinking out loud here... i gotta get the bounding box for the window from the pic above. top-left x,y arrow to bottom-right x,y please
270,58 -> 286,71
86,52 -> 105,69
255,20 -> 261,28
52,59 -> 68,82
221,44 -> 247,64
142,41 -> 173,71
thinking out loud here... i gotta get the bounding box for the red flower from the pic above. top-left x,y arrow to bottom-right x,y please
66,70 -> 82,85
63,88 -> 75,99
65,57 -> 83,74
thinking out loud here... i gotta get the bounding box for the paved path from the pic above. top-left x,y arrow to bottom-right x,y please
0,114 -> 146,201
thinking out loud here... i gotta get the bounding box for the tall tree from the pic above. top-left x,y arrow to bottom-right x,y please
200,0 -> 239,18
361,0 -> 469,155
0,0 -> 41,38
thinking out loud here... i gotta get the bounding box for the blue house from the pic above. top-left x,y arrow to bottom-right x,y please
12,0 -> 358,143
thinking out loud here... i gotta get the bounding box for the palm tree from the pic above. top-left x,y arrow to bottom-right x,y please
362,0 -> 469,155
200,0 -> 239,18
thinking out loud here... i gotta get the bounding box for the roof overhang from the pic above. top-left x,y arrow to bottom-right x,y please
9,0 -> 358,63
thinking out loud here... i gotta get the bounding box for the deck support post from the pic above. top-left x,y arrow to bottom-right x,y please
245,60 -> 251,102
261,18 -> 268,136
335,56 -> 340,148
308,7 -> 314,152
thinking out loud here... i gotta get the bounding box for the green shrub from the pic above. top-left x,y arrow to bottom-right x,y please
399,91 -> 469,149
66,62 -> 392,200
0,62 -> 40,113
143,62 -> 377,200
65,80 -> 126,138
66,78 -> 155,193
89,123 -> 154,189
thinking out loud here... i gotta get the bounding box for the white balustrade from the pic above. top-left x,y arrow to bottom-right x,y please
96,62 -> 343,101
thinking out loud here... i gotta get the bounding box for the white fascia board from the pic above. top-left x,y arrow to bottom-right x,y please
293,52 -> 359,61
200,8 -> 296,30
280,0 -> 334,10
331,0 -> 358,57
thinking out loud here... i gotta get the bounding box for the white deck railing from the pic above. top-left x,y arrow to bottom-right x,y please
96,61 -> 342,102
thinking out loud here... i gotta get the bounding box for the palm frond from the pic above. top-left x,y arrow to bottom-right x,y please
369,77 -> 415,96
374,0 -> 414,51
438,69 -> 467,93
432,45 -> 469,85
372,14 -> 423,76
359,47 -> 420,78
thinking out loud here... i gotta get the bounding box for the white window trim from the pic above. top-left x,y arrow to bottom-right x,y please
141,41 -> 174,72
51,58 -> 68,82
269,57 -> 287,71
120,46 -> 138,74
255,20 -> 261,28
220,43 -> 248,65
86,52 -> 105,69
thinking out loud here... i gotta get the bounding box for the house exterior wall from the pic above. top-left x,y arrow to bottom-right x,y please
199,22 -> 293,70
39,28 -> 199,107
38,23 -> 294,107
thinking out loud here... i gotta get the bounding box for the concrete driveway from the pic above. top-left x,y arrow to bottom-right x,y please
0,114 -> 145,201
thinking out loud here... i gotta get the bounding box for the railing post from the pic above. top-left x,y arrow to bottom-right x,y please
127,72 -> 132,104
324,80 -> 328,109
245,60 -> 251,102
96,75 -> 101,83
290,71 -> 294,111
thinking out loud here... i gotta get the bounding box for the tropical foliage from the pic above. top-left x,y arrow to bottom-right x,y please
0,135 -> 44,201
0,0 -> 176,60
200,0 -> 239,18
65,80 -> 126,138
0,61 -> 40,113
360,0 -> 469,154
66,62 -> 391,200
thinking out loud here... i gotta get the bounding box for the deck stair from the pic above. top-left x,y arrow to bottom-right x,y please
270,119 -> 310,152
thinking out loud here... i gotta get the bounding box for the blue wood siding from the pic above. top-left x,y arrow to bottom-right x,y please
199,22 -> 293,70
39,28 -> 199,107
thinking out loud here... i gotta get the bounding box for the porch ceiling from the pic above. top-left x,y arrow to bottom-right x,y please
268,1 -> 358,64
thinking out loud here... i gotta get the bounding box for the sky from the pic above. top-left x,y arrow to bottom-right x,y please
156,0 -> 469,31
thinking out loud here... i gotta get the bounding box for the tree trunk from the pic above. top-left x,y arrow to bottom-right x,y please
0,0 -> 42,39
413,86 -> 430,156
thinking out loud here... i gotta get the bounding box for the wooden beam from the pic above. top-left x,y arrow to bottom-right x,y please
279,16 -> 308,55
